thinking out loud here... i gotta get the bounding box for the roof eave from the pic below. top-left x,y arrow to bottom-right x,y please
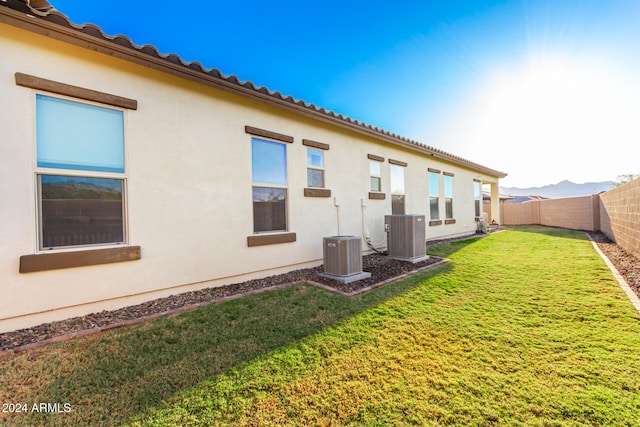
0,2 -> 507,179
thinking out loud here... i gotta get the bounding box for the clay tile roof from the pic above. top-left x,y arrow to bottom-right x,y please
0,0 -> 507,178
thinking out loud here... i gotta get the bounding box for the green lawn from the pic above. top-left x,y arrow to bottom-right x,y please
1,226 -> 639,426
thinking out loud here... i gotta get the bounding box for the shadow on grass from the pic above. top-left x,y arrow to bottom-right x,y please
25,259 -> 459,425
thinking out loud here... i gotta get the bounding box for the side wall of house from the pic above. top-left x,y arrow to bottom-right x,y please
600,178 -> 640,260
0,24 -> 501,331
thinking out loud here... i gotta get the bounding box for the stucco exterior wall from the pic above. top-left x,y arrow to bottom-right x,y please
0,24 -> 502,332
599,178 -> 640,260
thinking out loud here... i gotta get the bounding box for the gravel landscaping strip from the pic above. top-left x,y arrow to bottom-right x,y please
4,229 -> 635,354
0,253 -> 445,353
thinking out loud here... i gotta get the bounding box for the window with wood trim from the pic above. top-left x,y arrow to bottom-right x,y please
306,148 -> 325,188
444,174 -> 454,219
370,160 -> 382,192
474,180 -> 482,218
252,137 -> 288,233
35,94 -> 127,249
429,171 -> 440,220
390,164 -> 405,214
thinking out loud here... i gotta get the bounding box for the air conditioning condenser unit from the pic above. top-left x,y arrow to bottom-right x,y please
319,236 -> 371,284
384,214 -> 429,263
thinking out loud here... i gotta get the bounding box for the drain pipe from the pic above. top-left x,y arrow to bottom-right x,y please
360,198 -> 387,255
334,197 -> 341,236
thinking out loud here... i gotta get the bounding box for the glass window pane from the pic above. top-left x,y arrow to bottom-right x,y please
474,182 -> 481,198
475,200 -> 481,217
429,172 -> 439,196
392,194 -> 405,214
370,176 -> 381,192
307,149 -> 324,168
445,198 -> 454,219
444,175 -> 453,197
430,197 -> 439,220
36,95 -> 124,173
390,165 -> 405,195
252,187 -> 287,232
40,175 -> 124,248
307,169 -> 324,188
370,161 -> 380,176
252,138 -> 287,185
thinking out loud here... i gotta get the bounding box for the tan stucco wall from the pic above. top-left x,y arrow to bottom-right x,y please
599,178 -> 640,260
0,24 -> 502,331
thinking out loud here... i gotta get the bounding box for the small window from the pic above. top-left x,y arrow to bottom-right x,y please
444,175 -> 454,219
307,148 -> 325,188
390,164 -> 405,214
35,94 -> 126,249
252,138 -> 288,233
429,171 -> 440,220
474,181 -> 482,218
370,161 -> 381,192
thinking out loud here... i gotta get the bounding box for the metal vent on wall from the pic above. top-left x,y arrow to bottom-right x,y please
384,214 -> 429,263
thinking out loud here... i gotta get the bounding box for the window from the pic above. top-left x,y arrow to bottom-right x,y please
252,137 -> 288,233
444,174 -> 454,219
370,161 -> 381,192
390,164 -> 405,214
429,171 -> 440,220
306,148 -> 325,188
36,94 -> 126,249
474,180 -> 482,218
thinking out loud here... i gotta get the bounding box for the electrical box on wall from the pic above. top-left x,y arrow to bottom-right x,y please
384,214 -> 429,263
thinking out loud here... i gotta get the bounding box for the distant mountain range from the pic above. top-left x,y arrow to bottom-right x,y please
501,180 -> 615,199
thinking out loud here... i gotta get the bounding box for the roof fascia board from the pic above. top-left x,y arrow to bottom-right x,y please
0,5 -> 507,178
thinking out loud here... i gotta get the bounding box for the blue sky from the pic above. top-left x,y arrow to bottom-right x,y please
49,0 -> 640,188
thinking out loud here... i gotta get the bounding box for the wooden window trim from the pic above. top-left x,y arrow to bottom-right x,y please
304,188 -> 331,198
473,178 -> 482,183
388,159 -> 407,167
428,168 -> 441,174
20,246 -> 141,273
247,232 -> 297,247
445,219 -> 456,225
443,171 -> 455,177
367,154 -> 384,162
368,192 -> 386,200
15,73 -> 137,110
245,126 -> 294,143
429,220 -> 443,226
302,139 -> 330,150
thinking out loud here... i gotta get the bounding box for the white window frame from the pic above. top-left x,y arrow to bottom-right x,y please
34,92 -> 128,252
444,174 -> 454,220
251,137 -> 289,234
370,160 -> 382,192
429,171 -> 440,221
390,164 -> 406,214
306,148 -> 325,188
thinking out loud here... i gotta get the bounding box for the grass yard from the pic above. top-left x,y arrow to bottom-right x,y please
1,226 -> 639,426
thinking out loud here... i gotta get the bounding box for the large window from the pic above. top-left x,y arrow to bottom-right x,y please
306,148 -> 325,188
252,137 -> 288,233
444,174 -> 454,219
390,164 -> 405,214
36,94 -> 126,249
429,171 -> 440,220
474,180 -> 482,218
